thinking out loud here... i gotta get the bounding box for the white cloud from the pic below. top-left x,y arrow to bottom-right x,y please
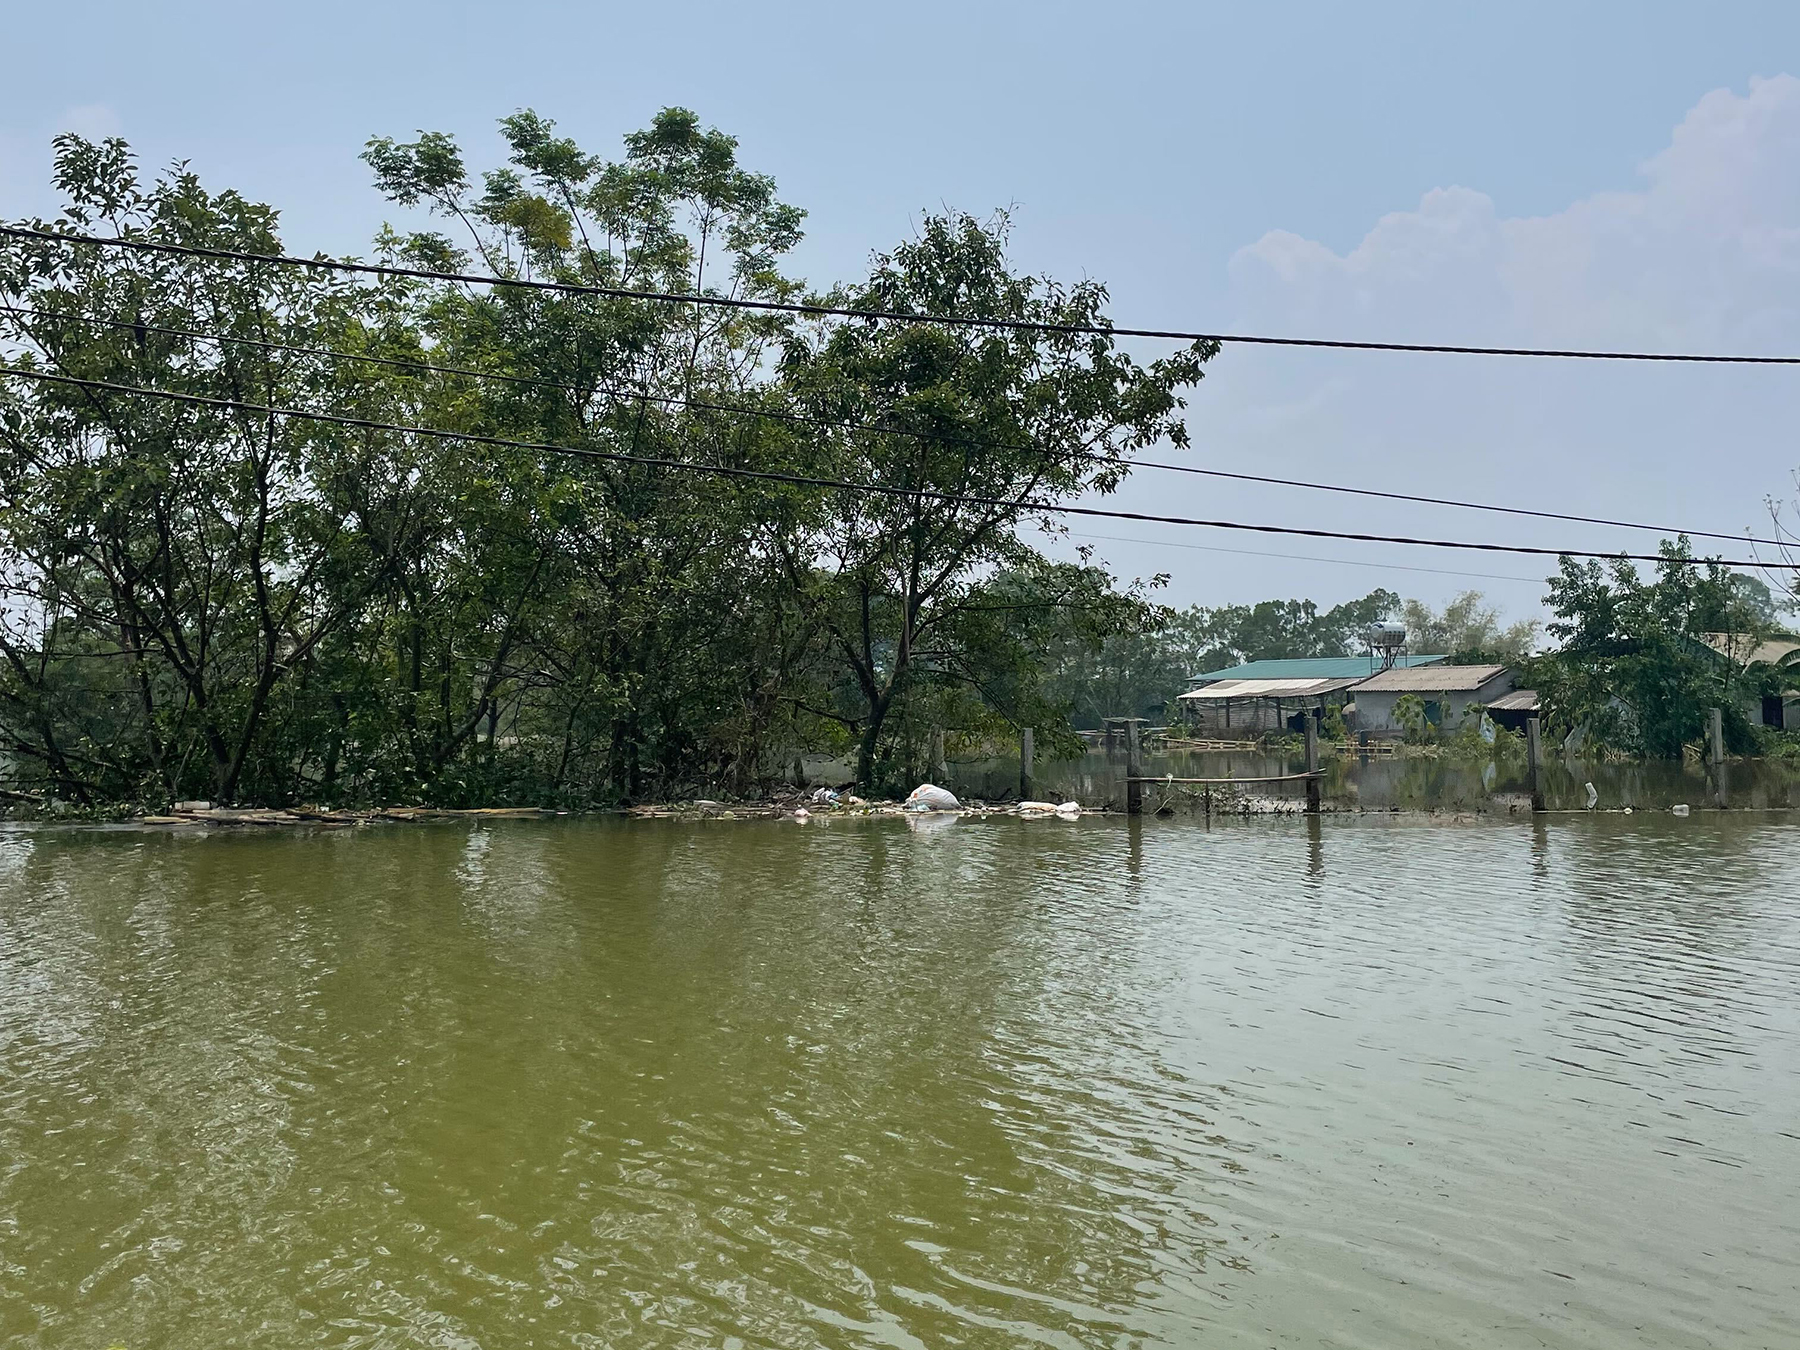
1232,75 -> 1800,352
1106,76 -> 1800,614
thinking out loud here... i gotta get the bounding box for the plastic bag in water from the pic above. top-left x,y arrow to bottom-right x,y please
905,783 -> 961,812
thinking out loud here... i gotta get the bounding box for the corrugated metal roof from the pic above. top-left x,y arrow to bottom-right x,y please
1355,663 -> 1510,693
1486,689 -> 1540,712
1178,676 -> 1362,701
1187,654 -> 1447,684
1699,632 -> 1800,667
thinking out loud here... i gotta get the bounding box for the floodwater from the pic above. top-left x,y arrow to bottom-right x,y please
960,747 -> 1800,814
2,814 -> 1797,1349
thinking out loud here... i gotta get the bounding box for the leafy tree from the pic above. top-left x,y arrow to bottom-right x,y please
0,117 -> 1232,805
1531,540 -> 1759,756
1178,588 -> 1401,672
1036,598 -> 1186,728
0,136 -> 423,803
1038,587 -> 1403,730
1400,590 -> 1539,663
360,108 -> 814,800
775,211 -> 1212,787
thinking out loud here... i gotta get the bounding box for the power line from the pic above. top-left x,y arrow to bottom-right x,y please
3,363 -> 1793,571
1063,532 -> 1545,583
3,301 -> 1786,549
6,223 -> 1800,366
1126,461 -> 1782,548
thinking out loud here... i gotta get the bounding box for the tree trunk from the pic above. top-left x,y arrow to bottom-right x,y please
854,690 -> 893,790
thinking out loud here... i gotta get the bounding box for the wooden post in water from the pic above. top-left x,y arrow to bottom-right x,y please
1527,715 -> 1546,813
1125,720 -> 1143,816
1020,727 -> 1034,800
1304,713 -> 1322,815
1708,707 -> 1728,808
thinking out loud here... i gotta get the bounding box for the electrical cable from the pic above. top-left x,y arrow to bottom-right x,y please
6,223 -> 1800,364
2,301 -> 1785,549
1062,533 -> 1546,583
3,363 -> 1794,570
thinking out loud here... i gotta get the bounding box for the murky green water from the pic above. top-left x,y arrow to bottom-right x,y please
2,815 -> 1797,1348
962,748 -> 1800,814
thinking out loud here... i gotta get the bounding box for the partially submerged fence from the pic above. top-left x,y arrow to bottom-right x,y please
1122,714 -> 1324,815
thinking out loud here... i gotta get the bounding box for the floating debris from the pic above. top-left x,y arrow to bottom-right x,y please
904,784 -> 961,812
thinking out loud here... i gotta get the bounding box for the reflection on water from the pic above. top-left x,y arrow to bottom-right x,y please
1,815 -> 1797,1348
976,747 -> 1800,813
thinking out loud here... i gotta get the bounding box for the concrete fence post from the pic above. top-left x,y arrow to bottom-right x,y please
1304,713 -> 1322,815
1527,716 -> 1545,813
1125,721 -> 1143,816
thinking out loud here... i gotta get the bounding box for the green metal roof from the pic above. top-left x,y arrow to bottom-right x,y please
1187,654 -> 1448,685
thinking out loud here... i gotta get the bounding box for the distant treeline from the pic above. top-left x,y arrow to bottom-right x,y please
1077,563 -> 1792,759
1045,587 -> 1548,729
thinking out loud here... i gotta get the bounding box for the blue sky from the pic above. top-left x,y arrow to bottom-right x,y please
4,1 -> 1798,617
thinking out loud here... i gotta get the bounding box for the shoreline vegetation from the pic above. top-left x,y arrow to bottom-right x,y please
6,725 -> 1795,829
0,116 -> 1793,815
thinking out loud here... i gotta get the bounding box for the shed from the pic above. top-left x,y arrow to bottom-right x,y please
1351,664 -> 1515,737
1176,676 -> 1364,733
1178,654 -> 1450,734
1185,654 -> 1448,686
1484,688 -> 1540,734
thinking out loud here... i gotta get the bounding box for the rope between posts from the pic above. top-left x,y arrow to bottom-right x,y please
1123,772 -> 1323,784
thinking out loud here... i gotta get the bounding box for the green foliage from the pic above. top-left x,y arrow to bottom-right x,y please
1183,589 -> 1401,671
1530,540 -> 1765,757
1041,588 -> 1402,729
0,119 -> 1203,805
1392,693 -> 1432,744
1319,703 -> 1347,741
775,209 -> 1211,784
1400,590 -> 1539,663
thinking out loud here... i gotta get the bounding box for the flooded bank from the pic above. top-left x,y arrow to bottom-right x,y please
2,814 -> 1797,1348
948,746 -> 1800,814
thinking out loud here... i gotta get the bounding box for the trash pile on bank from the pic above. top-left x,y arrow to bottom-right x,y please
626,782 -> 1092,822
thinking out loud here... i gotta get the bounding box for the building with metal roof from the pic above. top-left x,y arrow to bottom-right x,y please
1352,664 -> 1515,737
1174,659 -> 1442,735
1174,679 -> 1360,733
1173,655 -> 1451,735
1185,654 -> 1448,685
1484,688 -> 1541,734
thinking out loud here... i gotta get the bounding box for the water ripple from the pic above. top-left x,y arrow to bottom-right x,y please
0,815 -> 1795,1347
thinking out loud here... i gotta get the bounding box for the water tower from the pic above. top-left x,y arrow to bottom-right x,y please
1366,621 -> 1409,671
